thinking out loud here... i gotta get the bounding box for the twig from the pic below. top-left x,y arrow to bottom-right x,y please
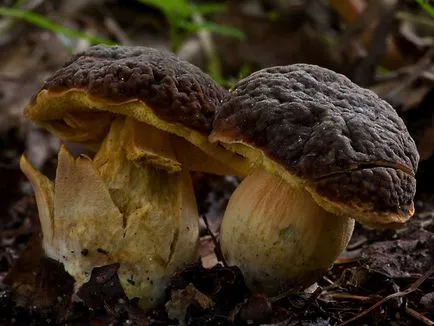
338,267 -> 434,326
406,306 -> 434,326
421,219 -> 434,229
418,212 -> 434,219
104,16 -> 131,45
300,286 -> 323,312
322,276 -> 335,286
334,257 -> 358,264
346,236 -> 368,250
383,48 -> 434,103
191,10 -> 223,83
321,293 -> 372,302
352,0 -> 398,86
201,215 -> 227,266
396,11 -> 434,29
98,2 -> 132,45
329,0 -> 405,69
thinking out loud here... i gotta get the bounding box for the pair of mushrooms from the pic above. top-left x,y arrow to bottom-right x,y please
21,45 -> 418,309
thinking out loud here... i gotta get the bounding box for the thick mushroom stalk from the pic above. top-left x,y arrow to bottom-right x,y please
220,169 -> 355,295
20,118 -> 199,310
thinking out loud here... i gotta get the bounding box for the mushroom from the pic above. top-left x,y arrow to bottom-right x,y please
20,45 -> 248,310
209,64 -> 419,296
24,45 -> 248,175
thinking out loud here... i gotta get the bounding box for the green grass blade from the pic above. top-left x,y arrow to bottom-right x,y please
136,0 -> 192,17
416,0 -> 434,18
178,20 -> 244,40
0,7 -> 115,45
195,3 -> 228,15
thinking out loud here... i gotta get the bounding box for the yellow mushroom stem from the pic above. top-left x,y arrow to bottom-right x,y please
20,117 -> 199,310
219,168 -> 355,296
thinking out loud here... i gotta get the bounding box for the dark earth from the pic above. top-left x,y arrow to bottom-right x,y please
1,0 -> 433,325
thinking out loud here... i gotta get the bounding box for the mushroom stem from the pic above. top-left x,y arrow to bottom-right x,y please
20,118 -> 200,310
220,168 -> 355,295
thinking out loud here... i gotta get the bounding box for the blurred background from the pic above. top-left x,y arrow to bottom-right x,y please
0,0 -> 433,324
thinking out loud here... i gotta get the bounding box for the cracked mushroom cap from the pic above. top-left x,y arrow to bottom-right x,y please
210,64 -> 419,227
24,45 -> 246,175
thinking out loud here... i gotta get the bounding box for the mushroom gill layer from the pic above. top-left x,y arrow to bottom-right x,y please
20,118 -> 199,311
26,89 -> 251,176
219,168 -> 355,296
209,133 -> 415,227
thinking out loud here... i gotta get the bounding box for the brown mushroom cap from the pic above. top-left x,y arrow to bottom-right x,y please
210,64 -> 419,227
27,45 -> 222,135
25,45 -> 248,175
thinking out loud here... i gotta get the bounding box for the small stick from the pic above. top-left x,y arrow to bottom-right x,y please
322,293 -> 371,302
322,276 -> 335,286
338,267 -> 434,326
420,219 -> 433,229
406,307 -> 434,326
418,212 -> 434,219
300,286 -> 323,312
346,237 -> 368,250
192,11 -> 222,82
334,257 -> 357,264
201,215 -> 227,266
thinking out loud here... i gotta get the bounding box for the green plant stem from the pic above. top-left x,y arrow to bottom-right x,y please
0,7 -> 115,45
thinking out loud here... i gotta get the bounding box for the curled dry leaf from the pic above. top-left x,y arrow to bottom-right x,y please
165,283 -> 214,325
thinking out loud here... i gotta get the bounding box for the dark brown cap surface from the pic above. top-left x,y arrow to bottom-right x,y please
27,45 -> 227,135
211,64 -> 419,226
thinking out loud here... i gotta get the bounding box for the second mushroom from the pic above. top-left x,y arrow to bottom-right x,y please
210,64 -> 419,296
